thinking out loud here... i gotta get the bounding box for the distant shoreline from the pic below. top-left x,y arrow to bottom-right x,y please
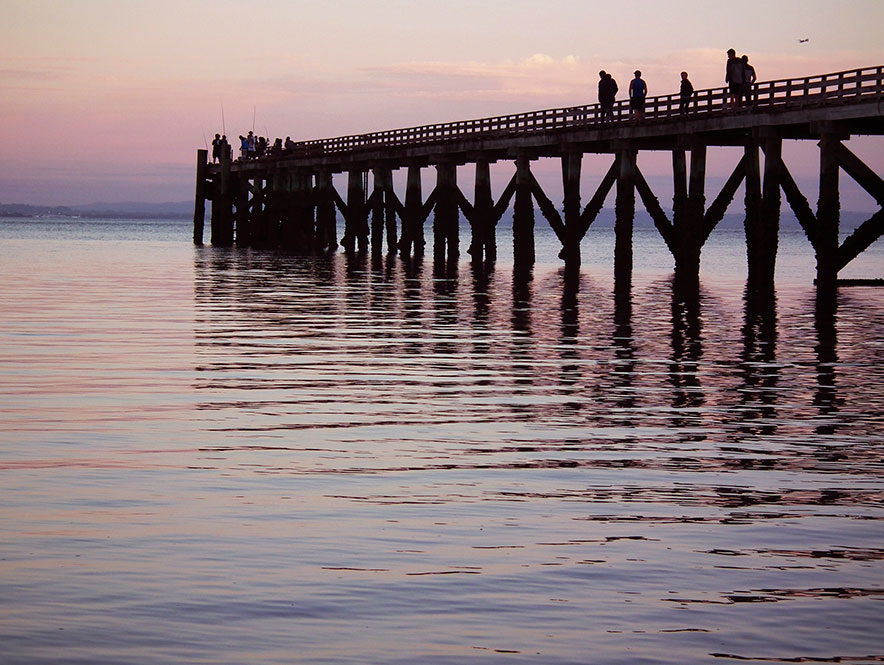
0,202 -> 192,220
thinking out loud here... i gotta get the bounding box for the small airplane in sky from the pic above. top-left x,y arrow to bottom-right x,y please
798,38 -> 809,43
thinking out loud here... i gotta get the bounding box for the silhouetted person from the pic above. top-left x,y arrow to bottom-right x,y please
741,55 -> 756,106
239,135 -> 248,160
284,136 -> 295,153
211,133 -> 222,163
220,135 -> 230,162
246,131 -> 256,159
628,70 -> 647,120
598,70 -> 618,122
679,71 -> 694,113
726,48 -> 744,108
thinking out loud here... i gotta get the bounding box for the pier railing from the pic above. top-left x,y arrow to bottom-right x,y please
279,65 -> 883,158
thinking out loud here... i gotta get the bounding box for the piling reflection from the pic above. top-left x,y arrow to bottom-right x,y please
739,286 -> 779,435
814,289 -> 841,434
611,274 -> 636,413
192,250 -> 882,479
669,277 -> 705,425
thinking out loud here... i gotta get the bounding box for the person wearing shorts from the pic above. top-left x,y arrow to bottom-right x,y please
629,70 -> 647,120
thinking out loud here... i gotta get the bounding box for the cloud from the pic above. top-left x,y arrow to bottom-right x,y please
0,57 -> 92,86
361,53 -> 589,103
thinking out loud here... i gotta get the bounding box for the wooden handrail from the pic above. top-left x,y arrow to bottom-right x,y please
266,65 -> 884,160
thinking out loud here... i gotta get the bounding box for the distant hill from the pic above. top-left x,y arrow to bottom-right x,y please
1,200 -> 873,230
0,201 -> 192,219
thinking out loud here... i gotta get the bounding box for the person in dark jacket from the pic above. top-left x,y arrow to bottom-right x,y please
726,48 -> 744,108
598,70 -> 618,122
679,71 -> 694,113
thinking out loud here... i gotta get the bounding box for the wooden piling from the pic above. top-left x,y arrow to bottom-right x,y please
434,161 -> 459,264
315,169 -> 337,252
471,160 -> 496,264
513,157 -> 536,270
816,133 -> 841,293
193,149 -> 207,245
614,150 -> 636,281
294,171 -> 316,251
210,149 -> 234,246
400,164 -> 424,258
561,151 -> 582,267
674,143 -> 706,281
233,175 -> 250,246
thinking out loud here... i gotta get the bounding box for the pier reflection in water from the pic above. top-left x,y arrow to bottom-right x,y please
187,248 -> 884,663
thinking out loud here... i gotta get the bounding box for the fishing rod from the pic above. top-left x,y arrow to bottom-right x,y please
221,104 -> 226,137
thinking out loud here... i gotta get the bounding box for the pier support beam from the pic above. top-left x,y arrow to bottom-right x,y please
816,133 -> 841,294
370,166 -> 397,255
296,171 -> 316,251
315,169 -> 337,252
210,149 -> 234,246
233,175 -> 250,246
561,151 -> 582,269
342,169 -> 368,252
745,138 -> 782,290
673,143 -> 706,286
434,161 -> 459,264
193,149 -> 208,245
614,150 -> 636,282
400,164 -> 426,259
514,157 -> 536,272
469,160 -> 497,265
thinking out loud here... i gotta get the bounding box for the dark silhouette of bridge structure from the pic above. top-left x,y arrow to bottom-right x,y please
194,65 -> 884,291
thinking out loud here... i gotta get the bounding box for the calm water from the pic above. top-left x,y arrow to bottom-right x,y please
1,217 -> 883,664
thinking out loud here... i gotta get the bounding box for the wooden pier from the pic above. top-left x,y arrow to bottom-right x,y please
194,65 -> 884,291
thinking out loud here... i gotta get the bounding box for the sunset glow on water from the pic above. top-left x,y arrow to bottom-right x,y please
0,218 -> 882,663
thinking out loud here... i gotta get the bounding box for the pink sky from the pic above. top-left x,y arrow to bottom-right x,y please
2,0 -> 883,209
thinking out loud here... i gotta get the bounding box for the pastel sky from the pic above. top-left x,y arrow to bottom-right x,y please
2,0 -> 883,207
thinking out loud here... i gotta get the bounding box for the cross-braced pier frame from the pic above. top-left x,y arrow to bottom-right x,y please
194,65 -> 884,290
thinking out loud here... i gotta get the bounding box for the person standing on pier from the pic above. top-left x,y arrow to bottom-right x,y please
598,70 -> 618,122
726,48 -> 744,108
628,70 -> 647,120
246,131 -> 256,160
679,72 -> 694,113
741,55 -> 756,106
211,133 -> 222,163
